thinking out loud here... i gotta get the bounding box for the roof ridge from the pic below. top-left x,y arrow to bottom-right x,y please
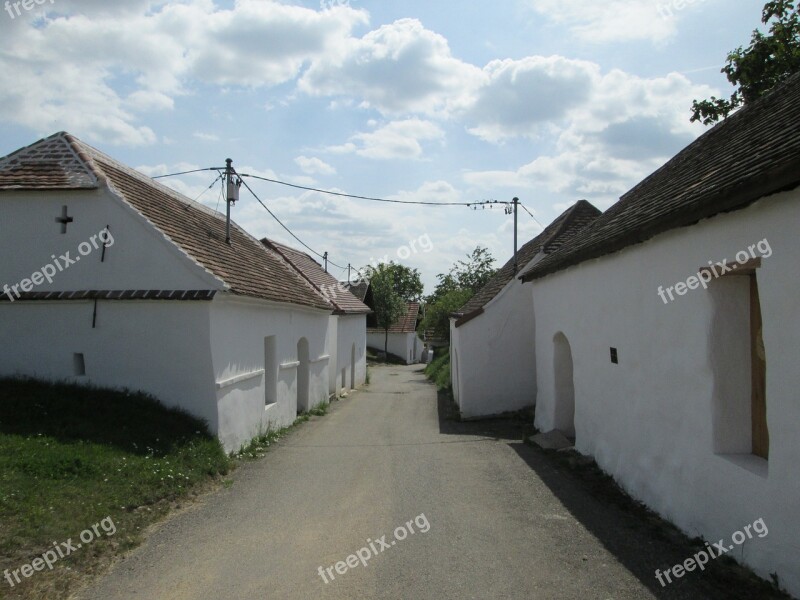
67,134 -> 225,221
263,238 -> 339,311
521,71 -> 800,282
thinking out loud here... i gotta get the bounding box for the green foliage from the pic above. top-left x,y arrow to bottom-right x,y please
363,262 -> 424,302
421,246 -> 497,342
368,263 -> 408,355
427,246 -> 496,305
420,288 -> 473,340
691,0 -> 800,125
424,348 -> 451,390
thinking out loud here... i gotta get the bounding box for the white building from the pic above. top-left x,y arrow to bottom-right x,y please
521,74 -> 800,595
0,132 -> 339,453
450,201 -> 600,419
366,301 -> 423,365
262,240 -> 370,396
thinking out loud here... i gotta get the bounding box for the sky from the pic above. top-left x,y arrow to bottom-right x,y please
0,0 -> 769,292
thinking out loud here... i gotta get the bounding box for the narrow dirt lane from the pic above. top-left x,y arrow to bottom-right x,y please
75,365 -> 735,600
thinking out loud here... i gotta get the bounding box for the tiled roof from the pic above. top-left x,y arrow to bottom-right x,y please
346,281 -> 369,302
368,302 -> 420,334
0,290 -> 216,302
521,72 -> 800,282
0,132 -> 333,311
263,240 -> 371,315
0,134 -> 99,189
456,200 -> 600,320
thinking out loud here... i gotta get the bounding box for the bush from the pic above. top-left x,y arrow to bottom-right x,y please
424,348 -> 451,390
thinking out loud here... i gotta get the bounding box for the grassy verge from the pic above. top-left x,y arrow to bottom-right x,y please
236,403 -> 329,460
0,378 -> 233,600
424,347 -> 451,390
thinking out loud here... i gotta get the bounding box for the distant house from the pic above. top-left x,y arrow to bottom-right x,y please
263,240 -> 370,395
450,201 -> 600,418
366,300 -> 423,365
0,132 -> 338,452
521,73 -> 800,595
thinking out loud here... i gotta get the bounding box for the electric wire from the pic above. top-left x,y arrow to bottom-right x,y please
154,166 -> 541,272
239,173 -> 483,207
236,171 -> 345,267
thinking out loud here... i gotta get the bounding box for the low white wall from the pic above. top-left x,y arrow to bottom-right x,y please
209,295 -> 332,452
367,331 -> 421,364
336,315 -> 367,391
451,273 -> 537,418
530,188 -> 800,596
0,300 -> 219,431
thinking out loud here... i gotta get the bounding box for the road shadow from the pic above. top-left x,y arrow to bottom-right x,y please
435,387 -> 530,442
432,386 -> 788,599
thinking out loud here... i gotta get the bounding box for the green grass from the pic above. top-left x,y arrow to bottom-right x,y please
0,378 -> 231,599
424,347 -> 451,390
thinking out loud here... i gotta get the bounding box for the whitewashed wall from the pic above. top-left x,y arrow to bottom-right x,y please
209,295 -> 332,452
451,265 -> 538,418
0,187 -> 334,454
0,300 -> 219,430
530,188 -> 800,596
0,188 -> 223,294
367,331 -> 422,364
336,315 -> 367,391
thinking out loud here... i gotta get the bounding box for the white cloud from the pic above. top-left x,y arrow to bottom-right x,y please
328,119 -> 445,160
465,69 -> 715,205
464,56 -> 599,143
295,156 -> 337,175
299,18 -> 483,117
0,0 -> 366,144
193,132 -> 220,142
526,0 -> 687,43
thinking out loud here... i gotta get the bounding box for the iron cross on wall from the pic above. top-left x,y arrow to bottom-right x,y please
55,205 -> 73,234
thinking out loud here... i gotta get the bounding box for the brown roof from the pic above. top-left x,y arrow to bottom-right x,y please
455,200 -> 600,321
0,132 -> 333,311
368,302 -> 420,334
0,134 -> 99,189
345,281 -> 369,302
521,72 -> 800,282
263,240 -> 371,315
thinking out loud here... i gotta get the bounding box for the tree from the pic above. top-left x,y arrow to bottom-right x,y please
422,246 -> 497,341
368,264 -> 408,357
691,1 -> 800,125
426,246 -> 496,305
420,288 -> 473,340
362,262 -> 423,302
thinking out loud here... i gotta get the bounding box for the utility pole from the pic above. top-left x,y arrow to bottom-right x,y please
347,263 -> 352,284
512,197 -> 519,274
224,158 -> 240,245
323,252 -> 329,272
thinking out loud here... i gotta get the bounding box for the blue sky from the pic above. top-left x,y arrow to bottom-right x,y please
0,0 -> 767,291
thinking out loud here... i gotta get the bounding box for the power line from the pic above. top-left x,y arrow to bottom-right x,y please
519,203 -> 545,229
152,167 -> 221,179
239,173 -> 490,207
235,170 -> 346,268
